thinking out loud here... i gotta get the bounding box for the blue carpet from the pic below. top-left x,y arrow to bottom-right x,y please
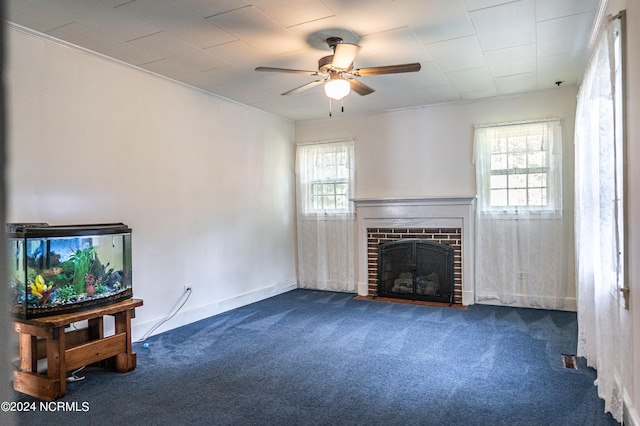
13,289 -> 619,425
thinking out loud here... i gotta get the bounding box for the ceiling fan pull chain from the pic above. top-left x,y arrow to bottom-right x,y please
341,98 -> 344,113
329,98 -> 333,117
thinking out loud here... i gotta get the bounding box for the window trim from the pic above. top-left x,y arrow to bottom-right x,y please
296,139 -> 355,217
474,119 -> 563,217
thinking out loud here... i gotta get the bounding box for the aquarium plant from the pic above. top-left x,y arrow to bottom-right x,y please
56,285 -> 75,302
69,247 -> 95,295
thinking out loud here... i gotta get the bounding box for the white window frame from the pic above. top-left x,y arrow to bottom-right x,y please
474,119 -> 563,217
296,140 -> 355,216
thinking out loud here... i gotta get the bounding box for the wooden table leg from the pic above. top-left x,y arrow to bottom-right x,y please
46,326 -> 66,398
113,309 -> 136,372
18,333 -> 38,372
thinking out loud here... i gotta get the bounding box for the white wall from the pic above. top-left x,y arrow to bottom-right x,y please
6,27 -> 297,341
295,87 -> 578,301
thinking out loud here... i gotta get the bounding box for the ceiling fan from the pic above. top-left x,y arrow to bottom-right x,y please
255,37 -> 421,107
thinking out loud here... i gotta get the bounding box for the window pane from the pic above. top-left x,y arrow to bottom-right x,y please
312,195 -> 322,210
323,196 -> 335,210
528,188 -> 544,205
509,136 -> 527,152
511,189 -> 527,205
527,136 -> 544,151
322,184 -> 334,195
510,153 -> 527,169
491,154 -> 508,170
491,189 -> 508,206
490,175 -> 507,189
508,174 -> 527,188
335,183 -> 348,195
335,196 -> 347,210
492,138 -> 507,154
528,173 -> 546,188
528,151 -> 546,168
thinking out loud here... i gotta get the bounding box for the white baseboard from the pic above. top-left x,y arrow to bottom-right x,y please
132,280 -> 297,341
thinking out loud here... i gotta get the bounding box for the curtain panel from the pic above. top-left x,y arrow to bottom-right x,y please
474,120 -> 570,310
574,16 -> 625,423
295,140 -> 355,292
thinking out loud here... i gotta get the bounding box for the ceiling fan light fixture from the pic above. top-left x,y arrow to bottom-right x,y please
324,79 -> 350,100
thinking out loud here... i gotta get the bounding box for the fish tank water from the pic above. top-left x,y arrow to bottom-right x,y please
7,223 -> 133,319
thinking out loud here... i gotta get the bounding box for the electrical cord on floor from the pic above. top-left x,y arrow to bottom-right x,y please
135,287 -> 192,343
67,365 -> 86,382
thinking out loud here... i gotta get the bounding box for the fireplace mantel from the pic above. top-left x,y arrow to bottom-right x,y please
353,196 -> 476,305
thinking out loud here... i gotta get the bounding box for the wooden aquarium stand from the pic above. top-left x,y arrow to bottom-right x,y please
12,298 -> 143,401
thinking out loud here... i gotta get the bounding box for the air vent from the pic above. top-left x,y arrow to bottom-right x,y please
561,354 -> 578,369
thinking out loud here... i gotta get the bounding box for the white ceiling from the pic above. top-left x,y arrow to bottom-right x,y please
7,0 -> 601,121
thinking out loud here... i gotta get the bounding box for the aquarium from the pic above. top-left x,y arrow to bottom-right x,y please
7,223 -> 133,319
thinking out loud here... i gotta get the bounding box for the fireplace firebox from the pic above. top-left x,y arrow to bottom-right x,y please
377,240 -> 455,304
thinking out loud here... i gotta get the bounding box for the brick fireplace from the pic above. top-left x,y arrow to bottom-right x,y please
353,197 -> 476,305
368,227 -> 462,304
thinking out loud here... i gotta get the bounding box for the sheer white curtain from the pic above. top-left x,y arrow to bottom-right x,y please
474,120 -> 569,309
296,140 -> 355,292
574,16 -> 625,423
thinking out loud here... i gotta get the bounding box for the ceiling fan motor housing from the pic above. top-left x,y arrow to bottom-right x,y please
326,36 -> 344,50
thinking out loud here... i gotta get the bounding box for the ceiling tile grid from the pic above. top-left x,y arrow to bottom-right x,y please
7,0 -> 601,121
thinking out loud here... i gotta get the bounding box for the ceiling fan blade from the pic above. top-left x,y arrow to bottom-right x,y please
347,78 -> 375,96
255,66 -> 319,75
352,62 -> 422,76
332,43 -> 360,70
281,79 -> 325,96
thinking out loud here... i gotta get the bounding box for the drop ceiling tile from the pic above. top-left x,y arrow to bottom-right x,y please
7,1 -> 74,33
446,66 -> 495,93
404,0 -> 476,45
205,40 -> 270,68
470,0 -> 536,51
206,6 -> 307,56
460,86 -> 499,100
140,58 -> 196,81
426,36 -> 487,73
417,84 -> 461,104
494,72 -> 538,95
129,31 -> 228,71
358,27 -> 432,67
59,0 -> 160,42
46,22 -> 164,66
537,11 -> 597,56
535,0 -> 600,22
115,0 -> 237,48
250,0 -> 334,28
484,43 -> 536,77
464,0 -> 515,12
172,0 -> 251,19
402,61 -> 449,89
537,51 -> 585,88
211,75 -> 293,104
319,0 -> 407,36
191,65 -> 241,89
